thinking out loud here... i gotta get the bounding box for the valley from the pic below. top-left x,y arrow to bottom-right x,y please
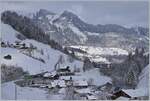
0,7 -> 149,100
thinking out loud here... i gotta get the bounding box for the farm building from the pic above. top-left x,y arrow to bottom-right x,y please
57,66 -> 75,76
73,80 -> 88,88
43,71 -> 59,79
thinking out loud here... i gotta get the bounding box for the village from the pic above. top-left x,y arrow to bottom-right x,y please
1,41 -> 146,100
13,65 -> 141,100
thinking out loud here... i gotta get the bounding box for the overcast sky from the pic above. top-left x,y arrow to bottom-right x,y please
0,1 -> 149,28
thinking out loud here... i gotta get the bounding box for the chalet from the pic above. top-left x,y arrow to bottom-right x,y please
4,54 -> 12,60
57,66 -> 70,72
60,76 -> 73,86
97,82 -> 113,92
85,94 -> 98,100
13,41 -> 21,48
30,72 -> 47,78
1,42 -> 7,47
48,80 -> 66,89
75,88 -> 91,95
110,90 -> 131,100
73,80 -> 88,88
57,66 -> 75,76
19,45 -> 28,49
43,71 -> 59,79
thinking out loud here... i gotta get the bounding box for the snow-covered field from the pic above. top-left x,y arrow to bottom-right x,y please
1,81 -> 64,100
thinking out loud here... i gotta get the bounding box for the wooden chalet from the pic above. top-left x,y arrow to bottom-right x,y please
4,54 -> 12,60
1,42 -> 7,47
110,90 -> 131,100
73,80 -> 88,88
43,71 -> 59,80
57,66 -> 75,76
97,82 -> 113,92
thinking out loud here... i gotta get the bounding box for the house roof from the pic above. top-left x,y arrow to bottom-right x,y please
122,88 -> 147,98
51,80 -> 66,87
43,71 -> 57,77
116,96 -> 130,100
60,76 -> 72,80
73,80 -> 88,87
75,88 -> 91,94
59,66 -> 69,69
86,94 -> 97,100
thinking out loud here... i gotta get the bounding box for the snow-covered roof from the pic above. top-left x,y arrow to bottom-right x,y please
75,88 -> 91,94
122,88 -> 148,97
86,94 -> 97,100
43,71 -> 57,77
116,96 -> 130,100
57,80 -> 66,87
73,80 -> 88,87
59,66 -> 69,69
51,80 -> 66,87
60,76 -> 72,80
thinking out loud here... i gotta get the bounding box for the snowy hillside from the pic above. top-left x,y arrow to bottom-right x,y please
1,22 -> 83,75
137,64 -> 149,89
122,65 -> 149,98
68,45 -> 128,63
1,22 -> 111,85
1,23 -> 21,43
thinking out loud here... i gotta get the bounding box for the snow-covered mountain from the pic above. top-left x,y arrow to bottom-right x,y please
30,9 -> 149,51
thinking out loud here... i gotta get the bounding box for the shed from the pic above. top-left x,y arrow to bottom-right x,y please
4,54 -> 12,60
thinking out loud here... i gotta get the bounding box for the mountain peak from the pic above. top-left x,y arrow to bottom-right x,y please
38,9 -> 56,16
61,10 -> 78,20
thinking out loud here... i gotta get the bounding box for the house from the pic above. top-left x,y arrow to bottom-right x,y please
97,82 -> 113,92
43,71 -> 59,79
57,66 -> 70,72
30,72 -> 48,78
75,88 -> 91,95
57,66 -> 75,76
48,80 -> 66,89
13,41 -> 21,48
60,76 -> 73,86
73,80 -> 88,88
85,94 -> 98,100
110,90 -> 131,100
4,54 -> 12,60
1,42 -> 7,47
